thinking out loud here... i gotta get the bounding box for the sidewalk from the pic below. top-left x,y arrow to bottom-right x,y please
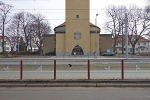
0,79 -> 150,87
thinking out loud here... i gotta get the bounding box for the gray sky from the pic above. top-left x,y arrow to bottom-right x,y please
1,0 -> 147,34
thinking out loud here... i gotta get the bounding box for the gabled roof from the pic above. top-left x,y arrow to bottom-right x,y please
54,22 -> 100,30
113,35 -> 150,42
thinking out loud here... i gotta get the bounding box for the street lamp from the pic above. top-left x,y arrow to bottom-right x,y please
95,14 -> 98,58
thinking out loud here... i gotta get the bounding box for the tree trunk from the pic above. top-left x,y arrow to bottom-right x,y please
132,45 -> 135,55
30,36 -> 32,54
131,43 -> 136,55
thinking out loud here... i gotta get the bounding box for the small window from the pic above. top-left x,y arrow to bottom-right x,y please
138,42 -> 140,45
143,42 -> 146,45
141,48 -> 144,51
119,48 -> 122,51
76,15 -> 79,18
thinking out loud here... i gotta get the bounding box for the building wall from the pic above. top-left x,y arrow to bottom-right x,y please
43,34 -> 56,55
56,33 -> 65,55
0,37 -> 11,53
90,33 -> 99,55
99,34 -> 112,53
65,0 -> 90,55
115,41 -> 149,54
55,26 -> 65,33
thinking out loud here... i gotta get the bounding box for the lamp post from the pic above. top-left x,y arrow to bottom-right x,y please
125,13 -> 128,58
95,14 -> 98,58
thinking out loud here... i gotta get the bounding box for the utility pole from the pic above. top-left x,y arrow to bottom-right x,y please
95,14 -> 98,58
125,13 -> 128,58
2,18 -> 5,56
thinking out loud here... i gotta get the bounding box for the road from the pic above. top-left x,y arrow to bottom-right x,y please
0,87 -> 150,100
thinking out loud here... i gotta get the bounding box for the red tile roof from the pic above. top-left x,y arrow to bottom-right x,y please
113,35 -> 149,42
0,36 -> 7,40
56,22 -> 98,27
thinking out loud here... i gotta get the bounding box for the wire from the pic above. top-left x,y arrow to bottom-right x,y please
5,0 -> 50,1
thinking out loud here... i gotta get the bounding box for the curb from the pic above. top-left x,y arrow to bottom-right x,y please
0,79 -> 150,87
0,83 -> 150,87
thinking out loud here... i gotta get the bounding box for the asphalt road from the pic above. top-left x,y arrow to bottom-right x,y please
0,87 -> 150,100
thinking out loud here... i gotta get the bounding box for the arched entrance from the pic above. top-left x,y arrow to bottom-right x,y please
72,45 -> 84,55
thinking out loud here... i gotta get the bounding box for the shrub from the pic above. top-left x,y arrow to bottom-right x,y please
45,51 -> 56,56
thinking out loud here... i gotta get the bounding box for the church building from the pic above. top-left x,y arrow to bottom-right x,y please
43,0 -> 112,56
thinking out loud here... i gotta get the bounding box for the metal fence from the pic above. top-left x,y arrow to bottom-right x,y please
0,58 -> 150,80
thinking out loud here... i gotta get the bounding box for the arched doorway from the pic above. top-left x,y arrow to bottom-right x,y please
72,45 -> 84,55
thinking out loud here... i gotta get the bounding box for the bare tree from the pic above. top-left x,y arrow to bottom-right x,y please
104,5 -> 127,53
31,14 -> 51,56
6,13 -> 22,53
14,11 -> 35,54
127,5 -> 150,54
0,1 -> 13,55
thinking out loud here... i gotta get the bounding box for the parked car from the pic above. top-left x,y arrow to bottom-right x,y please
101,52 -> 115,56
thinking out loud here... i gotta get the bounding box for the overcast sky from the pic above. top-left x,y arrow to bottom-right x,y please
1,0 -> 147,34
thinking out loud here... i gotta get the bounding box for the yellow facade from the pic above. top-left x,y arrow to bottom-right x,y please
65,0 -> 90,55
56,33 -> 65,54
55,0 -> 100,56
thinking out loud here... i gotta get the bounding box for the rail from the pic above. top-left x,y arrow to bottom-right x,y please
0,58 -> 150,80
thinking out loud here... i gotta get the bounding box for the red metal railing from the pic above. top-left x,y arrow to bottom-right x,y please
12,58 -> 149,80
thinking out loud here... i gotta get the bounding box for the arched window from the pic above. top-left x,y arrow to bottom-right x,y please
72,45 -> 83,55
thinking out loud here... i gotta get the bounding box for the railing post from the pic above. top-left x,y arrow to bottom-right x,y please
122,60 -> 124,80
88,60 -> 90,80
54,60 -> 56,80
20,60 -> 23,80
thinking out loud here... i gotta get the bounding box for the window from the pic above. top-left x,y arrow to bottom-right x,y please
141,48 -> 144,51
143,42 -> 146,45
76,15 -> 79,18
119,48 -> 122,51
4,47 -> 9,51
138,42 -> 140,45
136,48 -> 138,51
6,47 -> 9,50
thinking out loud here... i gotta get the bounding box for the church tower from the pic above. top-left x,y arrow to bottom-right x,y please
54,0 -> 100,56
65,0 -> 90,55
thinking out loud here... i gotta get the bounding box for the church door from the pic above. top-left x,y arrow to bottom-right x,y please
72,45 -> 84,55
